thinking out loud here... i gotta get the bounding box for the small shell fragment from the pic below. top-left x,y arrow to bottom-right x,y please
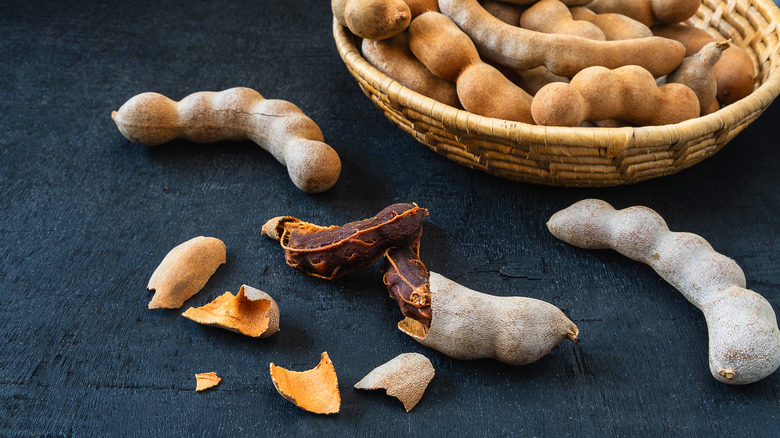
182,285 -> 280,338
269,352 -> 340,414
147,236 -> 226,309
195,372 -> 221,392
354,353 -> 434,412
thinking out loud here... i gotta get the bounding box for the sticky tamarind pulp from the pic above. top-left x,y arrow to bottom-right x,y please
262,203 -> 428,280
383,245 -> 432,327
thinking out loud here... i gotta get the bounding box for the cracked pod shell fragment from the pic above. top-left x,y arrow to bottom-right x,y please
195,372 -> 221,391
182,285 -> 280,337
354,353 -> 434,412
398,272 -> 578,365
147,236 -> 226,309
269,352 -> 340,414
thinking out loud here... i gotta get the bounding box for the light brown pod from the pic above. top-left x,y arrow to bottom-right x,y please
438,0 -> 685,77
398,272 -> 578,365
147,236 -> 226,309
361,33 -> 459,108
586,0 -> 701,26
569,7 -> 653,40
270,352 -> 341,414
182,285 -> 280,338
112,88 -> 341,193
520,0 -> 606,40
195,372 -> 221,392
354,352 -> 434,412
666,41 -> 729,115
547,199 -> 780,384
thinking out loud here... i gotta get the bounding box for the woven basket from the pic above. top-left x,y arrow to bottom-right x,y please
333,0 -> 780,186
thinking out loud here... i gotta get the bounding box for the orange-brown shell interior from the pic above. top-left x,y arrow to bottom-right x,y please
269,352 -> 340,414
182,287 -> 275,337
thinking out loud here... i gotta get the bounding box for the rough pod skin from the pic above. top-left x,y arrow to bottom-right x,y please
586,0 -> 701,27
112,87 -> 341,193
438,0 -> 685,77
147,236 -> 226,309
520,0 -> 606,41
547,199 -> 780,384
666,41 -> 729,115
354,352 -> 434,412
332,0 -> 438,40
398,272 -> 579,365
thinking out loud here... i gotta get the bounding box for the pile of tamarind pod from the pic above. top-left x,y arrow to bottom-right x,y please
262,203 -> 579,366
336,0 -> 756,126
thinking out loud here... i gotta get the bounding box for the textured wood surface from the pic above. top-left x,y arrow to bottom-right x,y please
1,0 -> 779,436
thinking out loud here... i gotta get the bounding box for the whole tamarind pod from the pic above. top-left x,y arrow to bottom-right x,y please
408,11 -> 533,122
653,24 -> 755,105
520,0 -> 606,41
383,245 -> 432,327
531,65 -> 699,126
112,87 -> 341,194
332,0 -> 438,40
396,271 -> 579,365
482,0 -> 524,26
547,199 -> 780,384
361,32 -> 459,108
438,0 -> 685,77
586,0 -> 701,27
569,7 -> 653,40
666,41 -> 729,115
262,203 -> 428,280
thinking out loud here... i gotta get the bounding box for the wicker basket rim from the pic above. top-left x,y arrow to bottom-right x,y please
333,1 -> 780,145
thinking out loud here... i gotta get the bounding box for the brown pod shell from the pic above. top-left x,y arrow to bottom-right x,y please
270,352 -> 341,414
398,272 -> 578,365
354,352 -> 435,412
147,236 -> 226,309
182,285 -> 280,338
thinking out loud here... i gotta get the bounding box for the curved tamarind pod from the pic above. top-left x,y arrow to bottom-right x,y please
482,0 -> 523,25
531,65 -> 699,126
408,11 -> 533,122
652,24 -> 755,105
547,199 -> 780,384
262,203 -> 428,280
361,33 -> 459,108
569,7 -> 653,40
438,0 -> 685,77
520,0 -> 606,41
397,271 -> 579,365
586,0 -> 701,27
112,88 -> 341,194
667,41 -> 729,115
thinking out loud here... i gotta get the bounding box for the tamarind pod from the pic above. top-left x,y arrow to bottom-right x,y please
532,65 -> 699,126
666,41 -> 729,115
408,11 -> 533,122
262,203 -> 428,280
547,199 -> 780,384
497,0 -> 591,5
333,0 -> 438,40
519,0 -> 606,41
383,245 -> 432,327
586,0 -> 701,27
361,33 -> 459,108
438,0 -> 686,77
112,87 -> 341,193
652,24 -> 755,105
398,272 -> 579,365
569,7 -> 653,41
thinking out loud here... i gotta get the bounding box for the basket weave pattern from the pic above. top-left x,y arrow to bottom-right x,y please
334,0 -> 780,186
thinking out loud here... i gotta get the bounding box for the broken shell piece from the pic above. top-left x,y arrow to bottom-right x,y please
261,216 -> 304,241
269,352 -> 340,414
354,353 -> 434,412
182,285 -> 280,337
195,372 -> 221,391
147,236 -> 226,309
399,272 -> 579,365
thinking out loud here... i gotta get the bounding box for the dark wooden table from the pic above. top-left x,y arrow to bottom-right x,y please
2,1 -> 779,435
